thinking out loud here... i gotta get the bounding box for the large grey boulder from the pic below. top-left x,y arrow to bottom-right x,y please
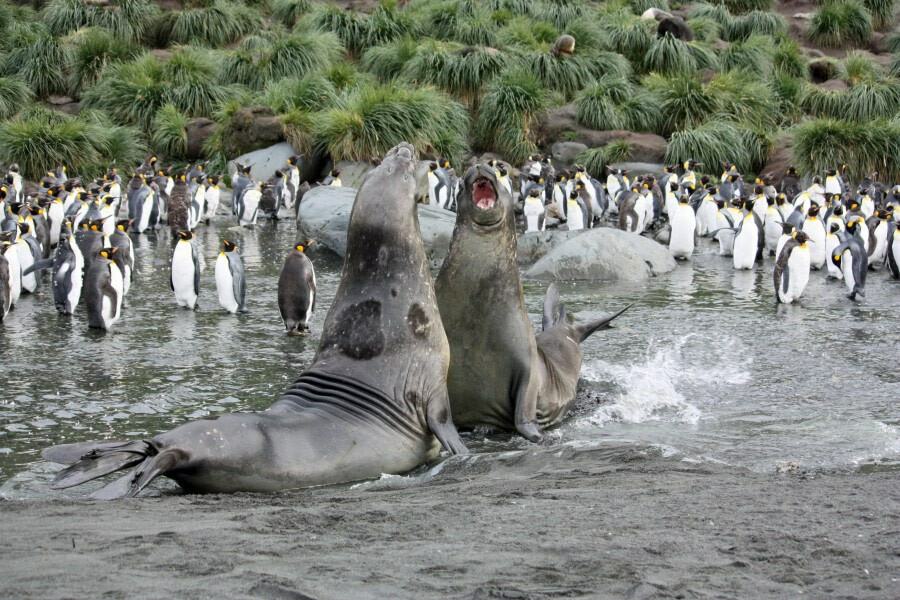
298,185 -> 456,266
524,227 -> 676,281
229,143 -> 296,183
516,230 -> 582,265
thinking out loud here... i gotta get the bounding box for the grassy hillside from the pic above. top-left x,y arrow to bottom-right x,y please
0,0 -> 898,180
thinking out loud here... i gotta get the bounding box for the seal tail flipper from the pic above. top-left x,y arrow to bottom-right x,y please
42,440 -> 130,465
574,304 -> 632,343
49,440 -> 156,490
90,448 -> 185,500
541,283 -> 561,331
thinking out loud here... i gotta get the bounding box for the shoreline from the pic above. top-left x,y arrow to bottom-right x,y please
2,459 -> 898,599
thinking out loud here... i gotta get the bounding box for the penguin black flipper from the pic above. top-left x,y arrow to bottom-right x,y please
192,244 -> 200,298
227,251 -> 246,312
773,239 -> 796,303
22,257 -> 54,276
887,227 -> 899,278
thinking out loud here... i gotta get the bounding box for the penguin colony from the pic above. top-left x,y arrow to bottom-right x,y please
0,154 -> 320,333
2,153 -> 897,333
503,156 -> 896,305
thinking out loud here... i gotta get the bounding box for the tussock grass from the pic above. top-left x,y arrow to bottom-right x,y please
808,0 -> 873,48
0,107 -> 145,179
155,1 -> 259,48
841,50 -> 881,84
43,0 -> 157,43
313,82 -> 469,162
577,140 -> 632,179
221,31 -> 343,89
69,27 -> 141,96
272,0 -> 312,29
792,117 -> 900,181
0,76 -> 32,120
475,70 -> 549,163
2,32 -> 71,98
862,0 -> 895,31
666,119 -> 768,174
150,104 -> 188,159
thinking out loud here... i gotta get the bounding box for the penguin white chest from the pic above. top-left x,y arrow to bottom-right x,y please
733,220 -> 758,270
669,204 -> 696,259
523,198 -> 545,232
566,200 -> 584,231
16,241 -> 36,292
825,235 -> 842,279
103,262 -> 124,328
802,219 -> 826,269
780,247 -> 810,303
696,200 -> 718,235
3,247 -> 20,304
842,251 -> 855,293
241,190 -> 260,226
172,242 -> 197,308
215,254 -> 238,314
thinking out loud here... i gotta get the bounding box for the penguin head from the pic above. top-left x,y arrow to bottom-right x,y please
442,159 -> 452,169
9,164 -> 19,173
178,173 -> 187,183
833,204 -> 844,216
331,169 -> 340,177
428,162 -> 438,172
766,196 -> 774,206
89,220 -> 103,232
294,240 -> 314,253
102,195 -> 115,206
826,168 -> 835,176
846,217 -> 863,233
176,230 -> 193,242
829,222 -> 841,234
568,190 -> 578,200
781,222 -> 794,236
787,166 -> 796,175
116,219 -> 129,232
849,200 -> 859,211
812,176 -> 822,185
17,221 -> 28,235
98,247 -> 118,260
222,239 -> 237,253
528,187 -> 541,199
795,231 -> 810,246
808,204 -> 820,218
498,165 -> 508,177
678,194 -> 690,204
460,163 -> 506,227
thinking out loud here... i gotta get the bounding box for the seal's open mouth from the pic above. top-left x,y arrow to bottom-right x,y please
473,178 -> 496,210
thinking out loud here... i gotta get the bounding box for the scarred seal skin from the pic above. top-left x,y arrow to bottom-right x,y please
43,142 -> 467,499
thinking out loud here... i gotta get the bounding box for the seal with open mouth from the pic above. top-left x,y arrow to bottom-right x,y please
436,164 -> 630,441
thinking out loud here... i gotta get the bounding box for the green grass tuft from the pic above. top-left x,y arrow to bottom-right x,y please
772,38 -> 807,78
314,3 -> 411,57
712,0 -> 773,13
792,117 -> 900,181
723,10 -> 786,41
475,70 -> 550,163
403,43 -> 508,108
0,107 -> 145,179
862,0 -> 895,31
0,76 -> 32,120
43,0 -> 157,43
155,1 -> 259,48
719,34 -> 774,76
576,140 -> 633,179
362,37 -> 421,81
221,31 -> 343,90
68,27 -> 141,96
520,51 -> 598,100
643,34 -> 697,75
666,119 -> 760,174
150,103 -> 188,159
841,50 -> 882,84
643,73 -> 717,133
271,0 -> 312,29
2,32 -> 71,98
313,82 -> 469,162
808,0 -> 873,48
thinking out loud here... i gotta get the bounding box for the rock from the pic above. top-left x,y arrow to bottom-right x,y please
219,106 -> 284,157
538,108 -> 668,163
818,79 -> 848,92
185,118 -> 216,160
551,141 -> 588,166
516,230 -> 582,265
228,142 -> 297,182
523,227 -> 676,281
297,185 -> 456,267
332,160 -> 380,189
610,162 -> 666,178
761,134 -> 795,179
45,95 -> 80,115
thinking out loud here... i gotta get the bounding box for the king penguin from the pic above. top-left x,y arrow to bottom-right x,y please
16,221 -> 42,293
774,231 -> 811,304
523,187 -> 546,232
824,222 -> 843,280
733,208 -> 762,270
865,209 -> 889,269
831,218 -> 868,300
564,188 -> 589,231
0,246 -> 10,321
109,220 -> 134,296
427,162 -> 451,210
204,175 -> 221,224
239,183 -> 261,228
171,230 -> 199,309
49,222 -> 84,314
669,193 -> 696,260
215,239 -> 246,314
886,221 -> 900,279
84,247 -> 123,331
0,233 -> 21,309
278,241 -> 317,335
802,204 -> 826,270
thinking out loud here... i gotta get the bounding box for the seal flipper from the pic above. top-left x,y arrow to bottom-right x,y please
50,441 -> 155,489
426,390 -> 468,455
573,304 -> 632,343
513,367 -> 542,442
43,440 -> 129,465
541,284 -> 561,331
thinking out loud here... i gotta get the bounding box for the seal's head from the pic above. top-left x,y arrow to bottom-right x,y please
459,163 -> 508,228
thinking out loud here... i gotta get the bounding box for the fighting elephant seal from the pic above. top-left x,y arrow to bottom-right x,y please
435,164 -> 629,441
43,142 -> 467,499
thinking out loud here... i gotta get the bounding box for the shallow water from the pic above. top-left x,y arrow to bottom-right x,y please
1,215 -> 899,499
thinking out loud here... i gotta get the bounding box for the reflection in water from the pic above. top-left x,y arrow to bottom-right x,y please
1,224 -> 899,499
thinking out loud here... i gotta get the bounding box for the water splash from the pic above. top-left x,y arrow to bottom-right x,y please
577,335 -> 750,427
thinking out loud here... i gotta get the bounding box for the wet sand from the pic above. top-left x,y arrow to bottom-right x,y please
2,455 -> 898,599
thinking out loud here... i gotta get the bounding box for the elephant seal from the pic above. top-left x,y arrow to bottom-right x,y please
435,164 -> 629,442
43,142 -> 467,499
